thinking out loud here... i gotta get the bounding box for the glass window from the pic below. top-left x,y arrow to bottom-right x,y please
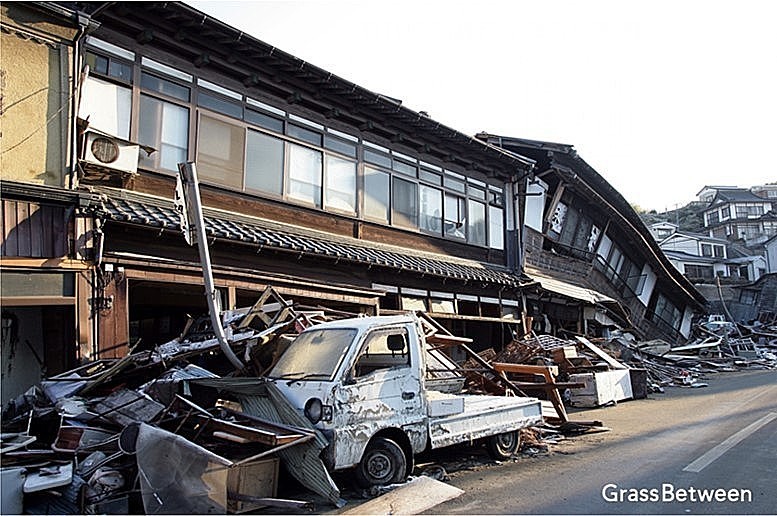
287,143 -> 322,206
287,124 -> 322,146
469,186 -> 486,201
247,97 -> 286,117
468,200 -> 486,245
325,136 -> 358,158
325,156 -> 356,213
198,92 -> 242,119
392,177 -> 418,228
444,194 -> 466,239
444,172 -> 466,193
141,72 -> 190,102
419,169 -> 442,185
364,149 -> 392,168
364,166 -> 389,222
393,160 -> 416,177
86,52 -> 108,75
197,114 -> 245,188
85,51 -> 132,82
489,205 -> 504,250
245,109 -> 284,133
138,95 -> 189,171
141,57 -> 192,82
245,130 -> 284,195
419,185 -> 443,234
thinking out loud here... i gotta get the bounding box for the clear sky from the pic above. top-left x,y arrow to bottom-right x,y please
187,0 -> 776,212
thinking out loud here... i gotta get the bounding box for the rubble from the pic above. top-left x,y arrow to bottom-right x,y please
4,284 -> 775,514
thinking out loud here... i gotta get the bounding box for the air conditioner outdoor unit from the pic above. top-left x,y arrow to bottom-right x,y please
82,131 -> 139,175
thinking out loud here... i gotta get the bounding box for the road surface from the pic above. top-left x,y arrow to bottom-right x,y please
427,369 -> 777,514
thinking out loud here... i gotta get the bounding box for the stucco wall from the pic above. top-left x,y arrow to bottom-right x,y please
0,4 -> 75,186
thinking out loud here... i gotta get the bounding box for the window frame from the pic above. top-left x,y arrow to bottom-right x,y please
85,39 -> 507,248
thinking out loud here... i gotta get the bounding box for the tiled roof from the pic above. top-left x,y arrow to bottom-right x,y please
98,192 -> 522,287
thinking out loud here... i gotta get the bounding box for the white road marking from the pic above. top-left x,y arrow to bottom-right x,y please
683,412 -> 777,473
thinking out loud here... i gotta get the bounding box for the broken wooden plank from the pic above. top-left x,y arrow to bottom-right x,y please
575,336 -> 627,370
341,476 -> 464,515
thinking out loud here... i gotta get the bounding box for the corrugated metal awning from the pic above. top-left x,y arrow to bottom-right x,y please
525,268 -> 616,305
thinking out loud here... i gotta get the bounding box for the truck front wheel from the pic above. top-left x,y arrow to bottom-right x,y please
355,437 -> 407,487
486,430 -> 521,460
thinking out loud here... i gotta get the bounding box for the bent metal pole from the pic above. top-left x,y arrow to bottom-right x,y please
176,162 -> 244,369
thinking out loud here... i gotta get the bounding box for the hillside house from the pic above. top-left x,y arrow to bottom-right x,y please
702,187 -> 776,245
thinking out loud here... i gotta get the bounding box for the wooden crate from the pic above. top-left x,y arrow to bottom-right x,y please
227,458 -> 279,514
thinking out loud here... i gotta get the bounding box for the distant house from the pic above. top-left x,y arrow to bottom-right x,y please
657,229 -> 728,280
649,221 -> 679,241
702,187 -> 776,245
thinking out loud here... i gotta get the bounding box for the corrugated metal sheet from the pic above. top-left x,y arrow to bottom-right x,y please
191,378 -> 344,507
526,269 -> 616,304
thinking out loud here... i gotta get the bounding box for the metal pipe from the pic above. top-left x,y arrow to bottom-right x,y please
177,162 -> 244,369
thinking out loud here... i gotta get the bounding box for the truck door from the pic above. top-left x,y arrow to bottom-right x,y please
341,325 -> 424,431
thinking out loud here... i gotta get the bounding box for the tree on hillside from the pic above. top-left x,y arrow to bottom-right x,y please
635,202 -> 705,233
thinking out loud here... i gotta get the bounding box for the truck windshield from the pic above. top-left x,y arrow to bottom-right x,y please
268,328 -> 357,381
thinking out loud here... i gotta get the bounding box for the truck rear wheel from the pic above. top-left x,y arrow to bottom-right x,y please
486,430 -> 521,460
355,437 -> 407,487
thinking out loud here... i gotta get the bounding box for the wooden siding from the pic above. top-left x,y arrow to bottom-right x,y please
1,199 -> 68,258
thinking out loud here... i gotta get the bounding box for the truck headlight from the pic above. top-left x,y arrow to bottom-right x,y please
304,398 -> 332,424
304,398 -> 323,423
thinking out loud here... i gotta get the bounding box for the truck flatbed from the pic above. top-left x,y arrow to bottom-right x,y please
429,394 -> 542,449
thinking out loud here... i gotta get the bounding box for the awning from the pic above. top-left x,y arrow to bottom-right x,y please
525,268 -> 616,305
523,267 -> 633,329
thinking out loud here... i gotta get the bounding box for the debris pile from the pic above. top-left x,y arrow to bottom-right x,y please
0,287 -> 342,515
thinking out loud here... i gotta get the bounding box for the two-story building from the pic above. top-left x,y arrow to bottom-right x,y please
702,187 -> 777,245
4,1 -> 548,384
0,2 -> 102,404
476,135 -> 707,343
651,224 -> 766,282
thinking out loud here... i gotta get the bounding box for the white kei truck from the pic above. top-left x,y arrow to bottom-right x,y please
269,314 -> 543,486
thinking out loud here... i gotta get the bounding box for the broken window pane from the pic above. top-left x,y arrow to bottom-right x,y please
444,194 -> 465,239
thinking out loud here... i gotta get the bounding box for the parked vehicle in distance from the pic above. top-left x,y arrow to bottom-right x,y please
269,313 -> 543,486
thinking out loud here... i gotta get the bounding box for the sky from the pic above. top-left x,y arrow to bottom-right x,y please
187,0 -> 777,212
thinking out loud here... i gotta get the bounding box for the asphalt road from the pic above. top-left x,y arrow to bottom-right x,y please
426,369 -> 777,515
